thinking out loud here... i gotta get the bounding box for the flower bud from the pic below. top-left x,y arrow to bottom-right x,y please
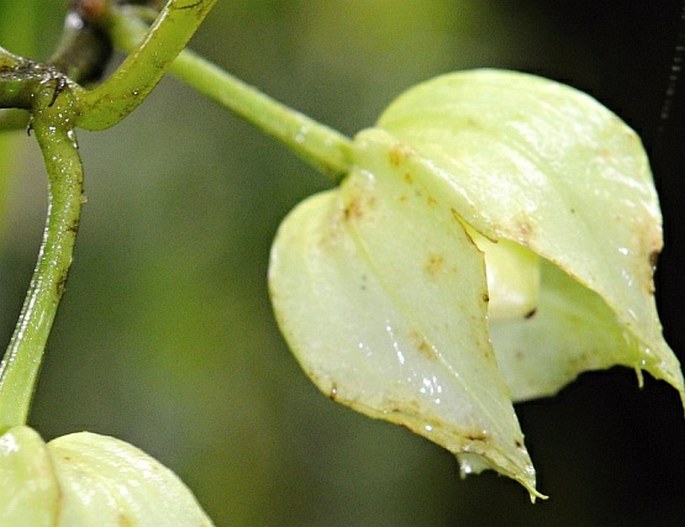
0,426 -> 214,526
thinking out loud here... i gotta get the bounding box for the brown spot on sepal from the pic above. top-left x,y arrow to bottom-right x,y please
424,253 -> 446,277
464,429 -> 489,442
342,194 -> 375,222
409,330 -> 438,360
388,144 -> 413,168
516,220 -> 535,243
649,250 -> 659,271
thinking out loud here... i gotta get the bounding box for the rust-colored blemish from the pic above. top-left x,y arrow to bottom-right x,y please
342,195 -> 374,222
465,429 -> 489,442
388,144 -> 412,168
389,149 -> 403,167
317,215 -> 344,249
385,397 -> 423,415
409,330 -> 438,360
649,250 -> 659,270
598,148 -> 614,162
329,383 -> 338,401
426,195 -> 438,208
481,293 -> 490,304
517,220 -> 534,241
403,172 -> 414,184
639,225 -> 663,294
56,269 -> 69,297
481,344 -> 495,363
425,253 -> 446,277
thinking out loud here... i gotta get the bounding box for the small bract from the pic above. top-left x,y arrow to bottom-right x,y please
268,69 -> 684,499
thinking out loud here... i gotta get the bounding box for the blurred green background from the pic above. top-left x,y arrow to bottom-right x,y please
1,1 -> 684,525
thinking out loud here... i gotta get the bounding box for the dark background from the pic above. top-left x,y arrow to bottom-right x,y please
1,1 -> 684,525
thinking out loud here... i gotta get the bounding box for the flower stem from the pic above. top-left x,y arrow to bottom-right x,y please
173,48 -> 353,178
77,0 -> 218,131
108,8 -> 353,179
0,97 -> 83,433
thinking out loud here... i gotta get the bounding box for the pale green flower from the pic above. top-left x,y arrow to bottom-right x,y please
269,69 -> 684,499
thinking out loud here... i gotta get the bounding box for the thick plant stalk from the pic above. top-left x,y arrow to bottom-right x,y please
0,96 -> 84,434
0,0 -> 218,437
78,0 -> 219,130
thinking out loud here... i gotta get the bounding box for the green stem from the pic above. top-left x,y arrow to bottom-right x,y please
77,0 -> 218,130
0,99 -> 83,433
173,49 -> 353,178
109,7 -> 353,179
